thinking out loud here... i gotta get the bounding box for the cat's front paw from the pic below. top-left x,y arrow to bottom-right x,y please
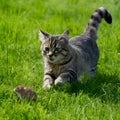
43,83 -> 51,90
55,77 -> 64,86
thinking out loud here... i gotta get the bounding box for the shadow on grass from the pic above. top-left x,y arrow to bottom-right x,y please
54,72 -> 120,104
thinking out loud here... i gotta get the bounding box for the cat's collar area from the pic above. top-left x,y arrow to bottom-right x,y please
58,56 -> 73,65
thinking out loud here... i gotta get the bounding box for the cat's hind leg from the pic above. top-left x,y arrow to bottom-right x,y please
88,66 -> 97,77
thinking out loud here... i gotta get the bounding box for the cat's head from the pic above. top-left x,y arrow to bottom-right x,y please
39,30 -> 71,64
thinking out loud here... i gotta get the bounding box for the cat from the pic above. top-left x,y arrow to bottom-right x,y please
39,7 -> 112,90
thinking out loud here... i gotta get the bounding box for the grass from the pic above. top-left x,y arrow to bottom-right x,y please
0,0 -> 120,119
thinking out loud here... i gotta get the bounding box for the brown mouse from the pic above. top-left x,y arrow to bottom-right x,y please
14,85 -> 37,101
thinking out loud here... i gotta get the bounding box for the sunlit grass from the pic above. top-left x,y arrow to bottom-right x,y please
0,0 -> 120,119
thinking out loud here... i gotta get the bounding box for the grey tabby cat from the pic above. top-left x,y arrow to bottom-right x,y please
39,7 -> 112,90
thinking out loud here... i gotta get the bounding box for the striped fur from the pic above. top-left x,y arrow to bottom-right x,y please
39,7 -> 112,90
84,7 -> 112,40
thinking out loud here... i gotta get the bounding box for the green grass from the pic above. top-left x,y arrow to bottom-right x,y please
0,0 -> 120,119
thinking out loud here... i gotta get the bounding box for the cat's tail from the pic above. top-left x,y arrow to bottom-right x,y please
84,7 -> 112,40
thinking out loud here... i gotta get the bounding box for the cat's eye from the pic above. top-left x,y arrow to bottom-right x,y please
55,48 -> 59,52
45,47 -> 49,52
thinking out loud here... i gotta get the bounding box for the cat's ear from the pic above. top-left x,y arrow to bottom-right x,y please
63,30 -> 69,36
39,30 -> 50,42
61,30 -> 69,41
62,30 -> 69,39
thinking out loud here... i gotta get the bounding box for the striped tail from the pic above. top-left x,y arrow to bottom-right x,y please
84,7 -> 112,40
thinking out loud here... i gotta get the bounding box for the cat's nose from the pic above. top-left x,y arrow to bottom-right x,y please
49,54 -> 52,58
48,52 -> 53,58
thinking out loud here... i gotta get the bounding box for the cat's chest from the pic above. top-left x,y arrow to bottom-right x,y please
46,63 -> 66,77
50,65 -> 64,77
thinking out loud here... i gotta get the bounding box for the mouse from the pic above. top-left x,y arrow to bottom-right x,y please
14,85 -> 37,101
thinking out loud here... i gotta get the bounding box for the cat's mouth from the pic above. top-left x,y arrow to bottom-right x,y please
47,55 -> 61,63
47,56 -> 55,62
49,57 -> 54,61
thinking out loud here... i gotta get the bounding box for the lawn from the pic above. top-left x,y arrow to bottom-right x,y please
0,0 -> 120,119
